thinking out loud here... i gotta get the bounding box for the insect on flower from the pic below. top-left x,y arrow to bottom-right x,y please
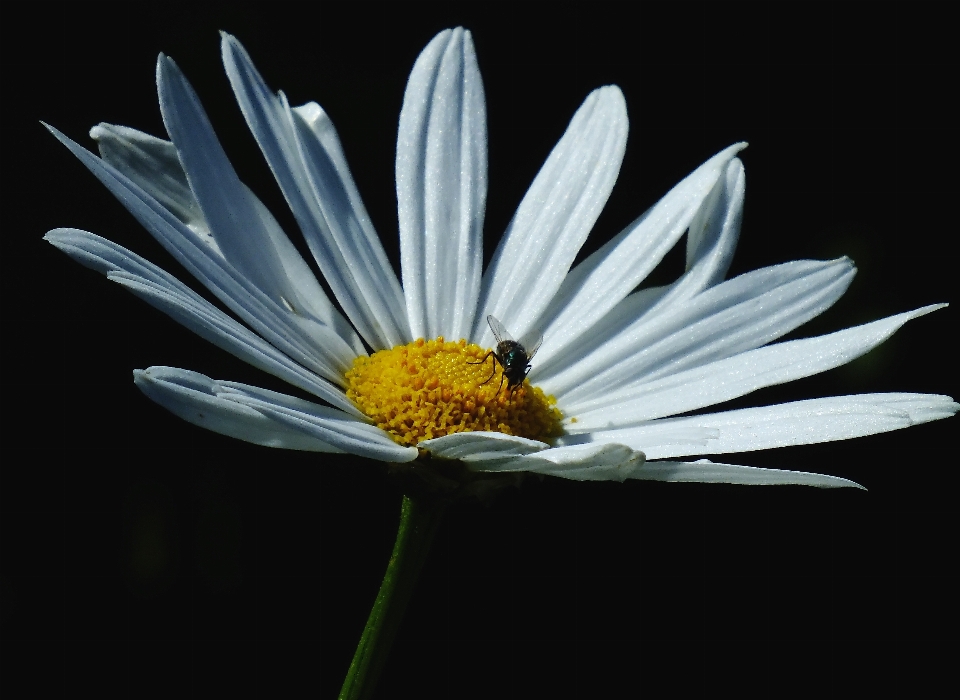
470,315 -> 543,395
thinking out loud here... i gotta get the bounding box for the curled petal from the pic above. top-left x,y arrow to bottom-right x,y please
419,431 -> 549,461
222,388 -> 418,463
467,442 -> 646,482
134,366 -> 344,452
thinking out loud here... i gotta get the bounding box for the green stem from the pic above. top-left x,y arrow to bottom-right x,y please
338,494 -> 446,700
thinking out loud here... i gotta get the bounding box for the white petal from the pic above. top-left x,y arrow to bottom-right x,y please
634,459 -> 864,489
567,422 -> 721,452
536,285 -> 672,385
133,366 -> 343,452
45,228 -> 360,416
155,55 -> 364,356
45,227 -> 208,304
473,86 -> 629,346
685,156 -> 746,279
419,431 -> 549,461
155,54 -> 279,299
221,33 -> 410,350
45,124 -> 355,383
465,443 -> 646,482
570,393 -> 960,459
88,123 -> 217,252
638,156 -> 747,316
541,257 -> 855,403
566,304 -> 946,424
91,122 -> 361,348
396,28 -> 487,341
289,102 -> 411,348
222,390 -> 417,463
114,271 -> 359,415
534,146 -> 745,372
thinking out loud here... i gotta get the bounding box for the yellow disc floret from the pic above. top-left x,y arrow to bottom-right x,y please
346,337 -> 564,447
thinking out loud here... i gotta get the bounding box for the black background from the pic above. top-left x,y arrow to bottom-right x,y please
3,1 -> 957,697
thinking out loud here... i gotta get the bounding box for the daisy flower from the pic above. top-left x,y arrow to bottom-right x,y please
45,27 -> 956,493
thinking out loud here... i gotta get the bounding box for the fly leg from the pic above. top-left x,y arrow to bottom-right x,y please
468,351 -> 499,386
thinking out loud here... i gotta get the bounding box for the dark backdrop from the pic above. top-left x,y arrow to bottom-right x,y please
3,2 -> 956,697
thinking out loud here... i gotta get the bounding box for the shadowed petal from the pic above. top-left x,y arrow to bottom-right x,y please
156,55 -> 364,355
222,33 -> 410,349
46,227 -> 209,303
223,388 -> 418,463
45,124 -> 356,383
90,122 -> 363,347
88,123 -> 215,250
134,366 -> 344,452
45,228 -> 360,416
115,272 -> 360,415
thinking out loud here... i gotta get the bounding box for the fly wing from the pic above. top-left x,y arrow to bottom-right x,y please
486,315 -> 514,344
518,328 -> 543,361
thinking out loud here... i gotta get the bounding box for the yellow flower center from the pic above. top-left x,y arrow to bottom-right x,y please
346,337 -> 564,446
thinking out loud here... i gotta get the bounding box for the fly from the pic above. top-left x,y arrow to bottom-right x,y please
469,315 -> 543,395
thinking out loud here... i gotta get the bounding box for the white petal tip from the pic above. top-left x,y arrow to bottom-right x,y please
634,460 -> 870,489
220,31 -> 243,55
593,84 -> 627,112
914,302 -> 949,318
155,53 -> 179,84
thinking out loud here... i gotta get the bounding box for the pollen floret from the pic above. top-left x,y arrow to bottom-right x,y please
346,337 -> 564,446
